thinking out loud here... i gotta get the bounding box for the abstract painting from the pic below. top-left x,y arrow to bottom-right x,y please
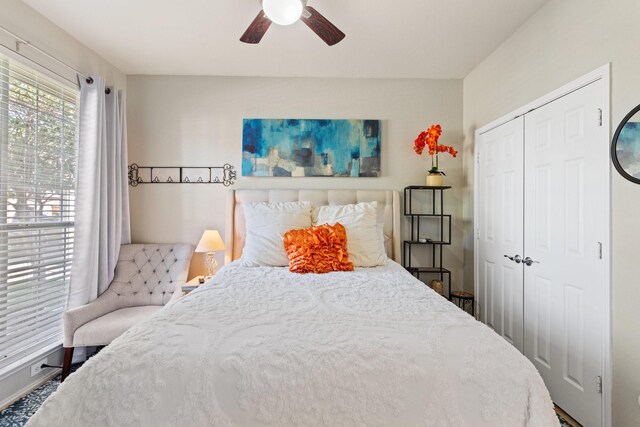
612,106 -> 640,184
242,119 -> 381,177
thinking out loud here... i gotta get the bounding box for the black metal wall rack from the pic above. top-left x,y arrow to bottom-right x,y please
128,163 -> 236,187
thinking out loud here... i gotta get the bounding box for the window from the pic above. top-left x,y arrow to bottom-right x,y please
0,52 -> 78,370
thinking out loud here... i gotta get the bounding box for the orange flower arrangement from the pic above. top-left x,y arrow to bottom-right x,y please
414,124 -> 457,173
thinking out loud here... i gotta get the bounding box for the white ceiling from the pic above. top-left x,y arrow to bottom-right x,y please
21,0 -> 549,79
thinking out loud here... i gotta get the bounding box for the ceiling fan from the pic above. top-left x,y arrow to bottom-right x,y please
240,0 -> 345,46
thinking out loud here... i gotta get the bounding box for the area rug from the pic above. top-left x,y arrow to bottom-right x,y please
0,361 -> 86,427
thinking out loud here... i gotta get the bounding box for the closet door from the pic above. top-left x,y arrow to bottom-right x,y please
477,116 -> 524,351
523,80 -> 604,427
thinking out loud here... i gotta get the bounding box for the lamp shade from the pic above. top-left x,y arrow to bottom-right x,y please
195,230 -> 225,253
262,0 -> 304,25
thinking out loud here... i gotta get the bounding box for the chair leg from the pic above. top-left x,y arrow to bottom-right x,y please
61,347 -> 74,382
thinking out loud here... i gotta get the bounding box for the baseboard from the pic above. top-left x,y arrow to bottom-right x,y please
0,367 -> 60,411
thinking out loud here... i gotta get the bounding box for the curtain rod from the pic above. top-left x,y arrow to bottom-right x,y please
0,23 -> 98,87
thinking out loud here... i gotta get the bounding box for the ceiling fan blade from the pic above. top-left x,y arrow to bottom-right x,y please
240,10 -> 272,44
300,6 -> 345,46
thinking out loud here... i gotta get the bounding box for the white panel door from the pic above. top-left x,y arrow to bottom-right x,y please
523,80 -> 604,427
477,116 -> 524,351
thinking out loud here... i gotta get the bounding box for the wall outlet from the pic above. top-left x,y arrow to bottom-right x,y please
30,358 -> 47,377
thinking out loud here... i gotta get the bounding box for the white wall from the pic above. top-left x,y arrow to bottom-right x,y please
126,75 -> 464,282
0,0 -> 126,410
462,0 -> 640,425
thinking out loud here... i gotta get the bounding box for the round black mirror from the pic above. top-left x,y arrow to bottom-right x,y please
612,104 -> 640,184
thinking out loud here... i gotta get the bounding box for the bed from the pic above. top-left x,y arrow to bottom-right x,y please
27,189 -> 558,427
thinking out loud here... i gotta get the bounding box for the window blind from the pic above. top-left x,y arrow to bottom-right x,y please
0,52 -> 78,370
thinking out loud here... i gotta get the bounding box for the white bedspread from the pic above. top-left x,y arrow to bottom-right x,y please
27,261 -> 558,427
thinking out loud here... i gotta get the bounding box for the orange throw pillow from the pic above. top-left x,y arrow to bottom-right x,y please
283,223 -> 354,274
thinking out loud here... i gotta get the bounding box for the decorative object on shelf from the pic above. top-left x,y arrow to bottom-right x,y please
429,279 -> 444,296
413,124 -> 457,186
195,230 -> 225,278
128,164 -> 236,187
611,103 -> 640,184
425,171 -> 444,187
242,119 -> 381,177
403,186 -> 452,298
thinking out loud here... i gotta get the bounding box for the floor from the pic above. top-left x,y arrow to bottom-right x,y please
555,405 -> 583,427
0,364 -> 77,427
0,350 -> 95,427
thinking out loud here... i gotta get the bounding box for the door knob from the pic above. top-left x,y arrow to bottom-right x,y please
523,256 -> 539,267
503,254 -> 522,263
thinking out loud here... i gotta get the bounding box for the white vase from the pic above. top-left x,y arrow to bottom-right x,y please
426,172 -> 444,187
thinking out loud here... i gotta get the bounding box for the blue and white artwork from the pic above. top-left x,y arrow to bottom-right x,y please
615,119 -> 640,179
242,119 -> 381,177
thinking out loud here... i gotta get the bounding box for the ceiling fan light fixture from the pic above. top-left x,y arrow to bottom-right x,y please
262,0 -> 304,26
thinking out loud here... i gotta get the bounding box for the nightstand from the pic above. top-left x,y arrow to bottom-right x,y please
182,276 -> 206,295
450,291 -> 474,316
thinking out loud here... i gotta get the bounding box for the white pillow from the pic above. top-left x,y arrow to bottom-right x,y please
241,201 -> 312,266
314,201 -> 387,267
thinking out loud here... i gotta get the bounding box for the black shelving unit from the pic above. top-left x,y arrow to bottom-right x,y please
403,185 -> 452,298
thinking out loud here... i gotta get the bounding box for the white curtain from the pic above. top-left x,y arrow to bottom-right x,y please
68,75 -> 131,311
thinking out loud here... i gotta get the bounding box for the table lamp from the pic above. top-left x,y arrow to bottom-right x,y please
195,230 -> 225,277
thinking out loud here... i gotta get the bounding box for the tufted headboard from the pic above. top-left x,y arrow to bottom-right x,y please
225,189 -> 401,264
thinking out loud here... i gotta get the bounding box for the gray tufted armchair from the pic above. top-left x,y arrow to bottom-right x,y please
61,244 -> 193,380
